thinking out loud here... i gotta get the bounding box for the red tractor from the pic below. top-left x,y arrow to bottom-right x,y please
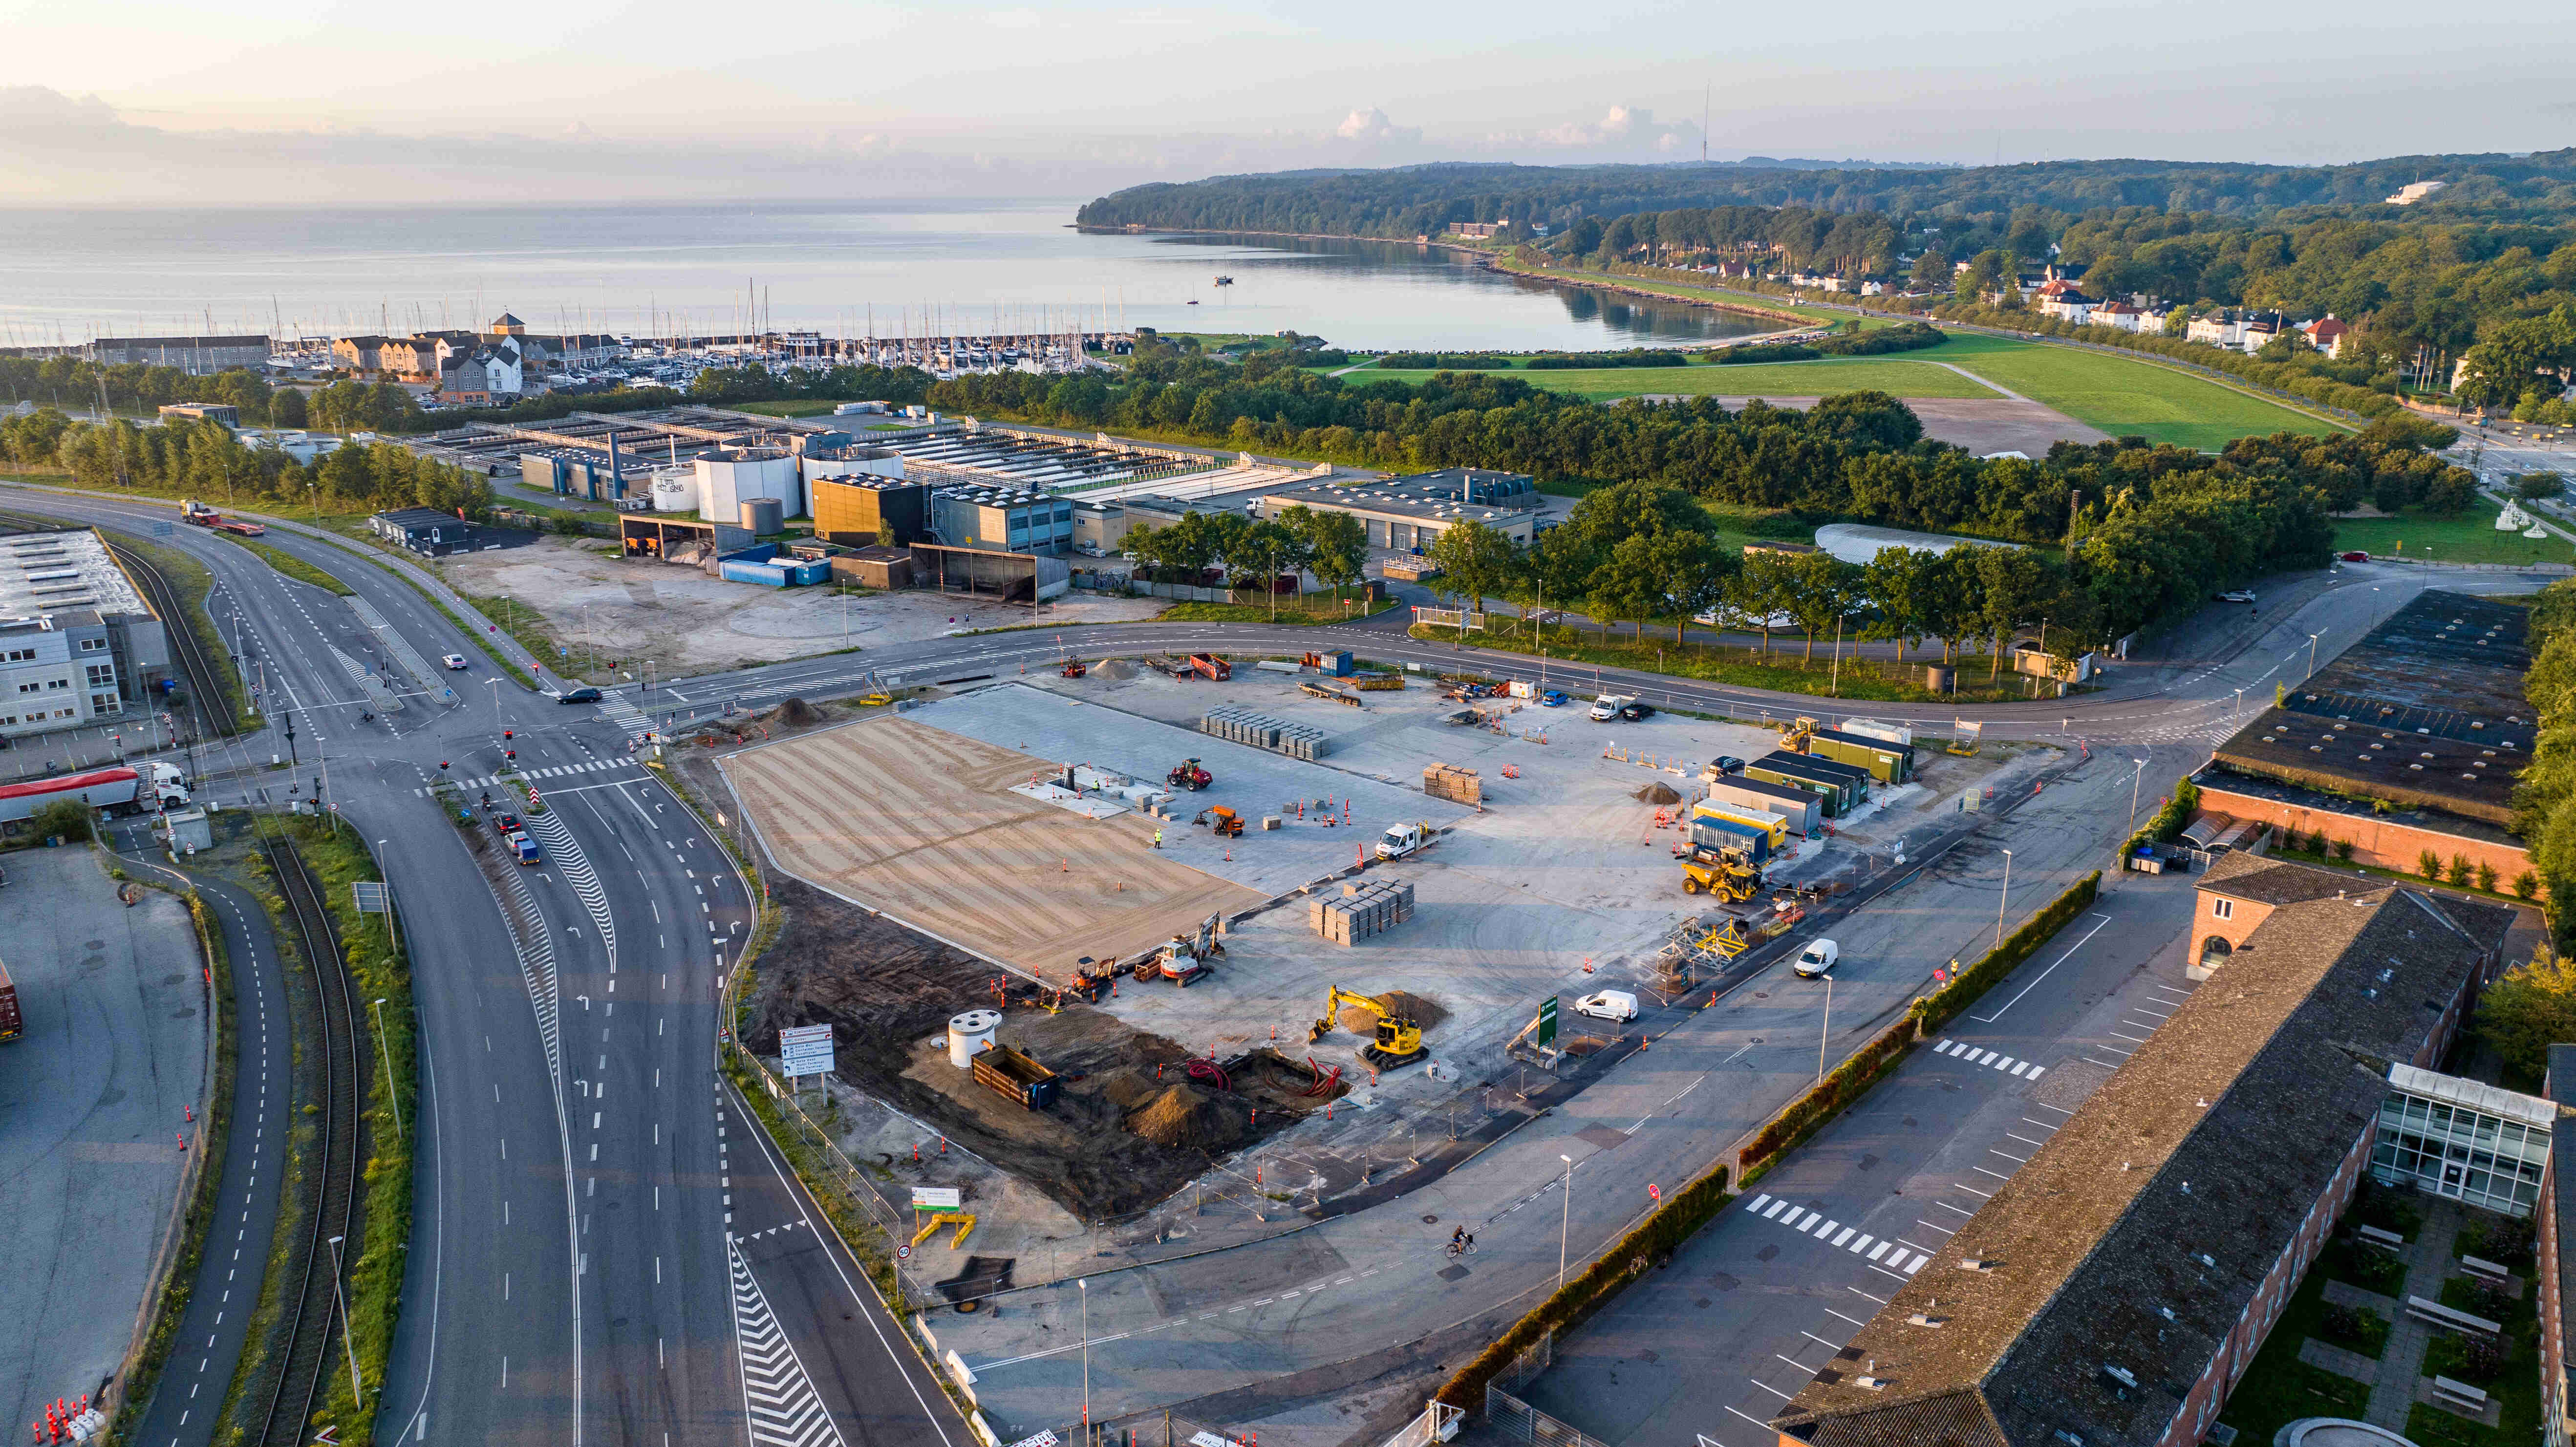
1167,758 -> 1212,791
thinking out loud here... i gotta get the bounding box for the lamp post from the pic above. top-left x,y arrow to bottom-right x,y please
487,676 -> 502,736
327,1235 -> 362,1400
1556,1153 -> 1576,1291
1818,974 -> 1834,1082
1994,848 -> 2014,953
2128,758 -> 2148,830
1078,1277 -> 1090,1441
2306,631 -> 2322,680
373,997 -> 401,1139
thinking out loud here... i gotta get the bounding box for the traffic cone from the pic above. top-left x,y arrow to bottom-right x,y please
185,1105 -> 193,1123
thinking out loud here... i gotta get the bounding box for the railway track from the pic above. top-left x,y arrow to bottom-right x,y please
250,832 -> 366,1447
97,529 -> 238,740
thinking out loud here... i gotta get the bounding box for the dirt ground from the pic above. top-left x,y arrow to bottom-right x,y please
431,534 -> 1162,677
721,715 -> 1265,977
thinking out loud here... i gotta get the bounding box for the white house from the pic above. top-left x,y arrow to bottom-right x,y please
2086,301 -> 2148,333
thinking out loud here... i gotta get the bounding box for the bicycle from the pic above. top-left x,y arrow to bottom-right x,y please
1445,1239 -> 1477,1258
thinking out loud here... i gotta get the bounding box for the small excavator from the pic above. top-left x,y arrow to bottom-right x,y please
1679,842 -> 1762,902
1310,987 -> 1430,1068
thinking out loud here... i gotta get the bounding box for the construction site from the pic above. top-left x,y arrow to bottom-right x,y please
701,659 -> 2046,1291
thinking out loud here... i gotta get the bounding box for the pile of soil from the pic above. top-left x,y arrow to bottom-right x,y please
1097,1067 -> 1166,1110
1092,659 -> 1138,680
1338,989 -> 1447,1034
766,696 -> 823,727
1125,1085 -> 1248,1149
1633,781 -> 1683,805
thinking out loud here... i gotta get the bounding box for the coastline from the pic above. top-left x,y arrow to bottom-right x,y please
1072,224 -> 1813,338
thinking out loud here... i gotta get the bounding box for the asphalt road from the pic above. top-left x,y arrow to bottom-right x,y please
0,479 -> 2551,1447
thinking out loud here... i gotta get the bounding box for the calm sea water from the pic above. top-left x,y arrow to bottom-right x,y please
0,198 -> 1772,353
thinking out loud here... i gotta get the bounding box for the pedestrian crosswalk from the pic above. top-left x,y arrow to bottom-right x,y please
600,692 -> 652,734
728,1236 -> 845,1447
1931,1039 -> 2046,1078
415,758 -> 637,795
1743,1194 -> 1931,1275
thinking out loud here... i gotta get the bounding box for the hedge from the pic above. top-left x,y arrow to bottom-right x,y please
2122,775 -> 2200,859
1911,871 -> 2103,1032
1738,1015 -> 1920,1170
1435,1160 -> 1732,1410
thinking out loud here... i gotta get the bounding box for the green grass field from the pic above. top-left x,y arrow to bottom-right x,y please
1923,333 -> 2341,449
2333,497 -> 2576,567
1363,357 -> 2000,399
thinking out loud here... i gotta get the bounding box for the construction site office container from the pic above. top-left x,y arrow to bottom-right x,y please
1707,777 -> 1821,836
1805,728 -> 1912,784
1689,800 -> 1788,851
1746,753 -> 1861,816
1689,815 -> 1772,865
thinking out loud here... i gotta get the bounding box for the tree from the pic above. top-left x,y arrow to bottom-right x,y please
1426,519 -> 1520,642
1729,550 -> 1800,658
1781,552 -> 1858,665
1586,533 -> 1667,645
2514,472 -> 2567,501
270,386 -> 308,429
2479,945 -> 2576,1080
26,798 -> 91,843
1517,527 -> 1594,641
1653,532 -> 1733,647
1973,547 -> 2052,682
1860,546 -> 1933,666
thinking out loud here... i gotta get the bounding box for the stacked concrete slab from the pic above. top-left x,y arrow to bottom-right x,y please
1310,877 -> 1416,946
1199,705 -> 1329,759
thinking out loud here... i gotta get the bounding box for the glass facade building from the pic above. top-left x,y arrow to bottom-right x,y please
2370,1063 -> 2554,1217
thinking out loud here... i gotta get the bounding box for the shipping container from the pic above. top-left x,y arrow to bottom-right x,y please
1806,728 -> 1912,784
1745,753 -> 1862,816
0,955 -> 19,1043
1689,800 -> 1788,851
1706,776 -> 1821,836
1689,814 -> 1773,864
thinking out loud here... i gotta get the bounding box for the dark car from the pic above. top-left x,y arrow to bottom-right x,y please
1617,702 -> 1655,722
493,812 -> 522,835
557,686 -> 602,703
1711,755 -> 1746,775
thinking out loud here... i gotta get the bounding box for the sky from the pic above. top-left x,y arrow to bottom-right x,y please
3,0 -> 2573,205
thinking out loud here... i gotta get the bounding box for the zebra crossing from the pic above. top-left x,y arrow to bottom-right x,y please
728,1236 -> 845,1447
599,691 -> 652,734
524,810 -> 616,960
1929,1039 -> 2046,1078
414,758 -> 638,795
1742,1194 -> 1932,1275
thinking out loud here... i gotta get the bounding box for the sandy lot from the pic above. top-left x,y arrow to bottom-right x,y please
1635,395 -> 2108,455
724,715 -> 1263,977
433,535 -> 1163,677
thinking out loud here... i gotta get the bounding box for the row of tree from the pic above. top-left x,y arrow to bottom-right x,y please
1119,505 -> 1369,617
0,413 -> 494,518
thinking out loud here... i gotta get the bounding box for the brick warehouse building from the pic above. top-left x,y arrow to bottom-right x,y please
1772,854 -> 2512,1447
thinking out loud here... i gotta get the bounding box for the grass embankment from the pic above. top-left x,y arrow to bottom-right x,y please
1925,332 -> 2343,450
274,817 -> 415,1447
1157,586 -> 1397,625
110,886 -> 240,1440
1408,618 -> 2044,704
1361,356 -> 1999,401
212,530 -> 357,595
106,533 -> 251,733
452,588 -> 581,681
2331,496 -> 2576,568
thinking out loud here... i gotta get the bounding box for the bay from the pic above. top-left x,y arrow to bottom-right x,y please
0,197 -> 1775,353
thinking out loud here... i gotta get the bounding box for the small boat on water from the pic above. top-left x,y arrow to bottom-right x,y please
1213,275 -> 1234,286
1185,299 -> 1200,305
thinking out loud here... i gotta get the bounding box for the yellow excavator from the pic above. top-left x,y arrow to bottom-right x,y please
1310,987 -> 1430,1068
1680,842 -> 1762,902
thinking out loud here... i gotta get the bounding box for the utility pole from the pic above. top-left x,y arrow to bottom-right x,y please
1556,1154 -> 1576,1290
1995,849 -> 2014,952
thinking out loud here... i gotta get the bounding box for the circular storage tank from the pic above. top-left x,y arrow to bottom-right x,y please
739,497 -> 783,534
947,1009 -> 1001,1069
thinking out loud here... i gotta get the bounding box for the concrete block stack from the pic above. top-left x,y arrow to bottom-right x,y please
1198,706 -> 1329,759
1310,877 -> 1416,945
1423,762 -> 1482,806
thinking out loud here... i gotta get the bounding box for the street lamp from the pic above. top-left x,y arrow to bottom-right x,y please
1557,1153 -> 1576,1291
2127,758 -> 2148,830
373,997 -> 401,1139
2306,632 -> 2323,680
1994,848 -> 2014,953
1078,1277 -> 1090,1442
327,1235 -> 362,1400
1818,974 -> 1834,1082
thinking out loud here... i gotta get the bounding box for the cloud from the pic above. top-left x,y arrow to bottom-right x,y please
1332,106 -> 1418,147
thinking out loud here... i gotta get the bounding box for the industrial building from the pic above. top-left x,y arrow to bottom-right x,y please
813,476 -> 931,548
0,529 -> 171,740
156,403 -> 239,428
1773,854 -> 2513,1447
1256,468 -> 1545,549
369,508 -> 484,556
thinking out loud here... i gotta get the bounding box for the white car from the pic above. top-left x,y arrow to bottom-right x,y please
441,653 -> 470,669
1574,990 -> 1638,1023
2215,590 -> 2256,605
1589,694 -> 1629,721
1794,938 -> 1841,978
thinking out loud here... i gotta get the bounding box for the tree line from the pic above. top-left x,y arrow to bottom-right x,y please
0,412 -> 494,518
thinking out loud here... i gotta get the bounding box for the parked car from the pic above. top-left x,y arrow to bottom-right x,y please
1539,689 -> 1569,707
1711,755 -> 1747,775
1616,702 -> 1655,722
2339,551 -> 2370,563
441,653 -> 469,669
2215,590 -> 2256,604
1574,990 -> 1639,1023
1794,938 -> 1841,978
557,686 -> 602,703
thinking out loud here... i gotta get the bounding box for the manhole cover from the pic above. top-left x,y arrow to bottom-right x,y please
1422,1214 -> 1438,1224
1438,1264 -> 1471,1282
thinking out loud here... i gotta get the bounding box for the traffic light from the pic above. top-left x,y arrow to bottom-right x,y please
506,749 -> 516,762
503,729 -> 513,741
439,761 -> 450,772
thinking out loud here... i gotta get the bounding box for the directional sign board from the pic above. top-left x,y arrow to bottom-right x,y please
777,1023 -> 835,1077
351,882 -> 388,914
911,1186 -> 962,1214
1536,995 -> 1558,1049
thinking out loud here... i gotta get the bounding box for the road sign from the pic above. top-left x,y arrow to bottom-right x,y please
897,1244 -> 911,1260
778,1023 -> 835,1077
351,882 -> 388,914
911,1186 -> 962,1213
1648,1183 -> 1661,1201
1535,995 -> 1558,1049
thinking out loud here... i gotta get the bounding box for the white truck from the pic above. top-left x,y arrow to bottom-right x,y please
1589,694 -> 1634,721
0,763 -> 192,828
1376,821 -> 1437,860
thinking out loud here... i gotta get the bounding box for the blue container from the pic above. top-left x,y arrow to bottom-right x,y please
1689,815 -> 1771,865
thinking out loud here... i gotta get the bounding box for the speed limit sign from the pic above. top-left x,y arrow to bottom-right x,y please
1647,1183 -> 1661,1202
897,1244 -> 912,1260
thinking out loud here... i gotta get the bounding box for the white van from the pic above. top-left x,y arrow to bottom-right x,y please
1794,939 -> 1841,978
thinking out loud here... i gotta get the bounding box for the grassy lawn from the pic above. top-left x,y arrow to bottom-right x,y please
2332,497 -> 2576,568
2215,1262 -> 2374,1447
1407,619 -> 2044,704
1926,332 -> 2343,449
1158,586 -> 1396,625
211,531 -> 355,596
1363,357 -> 2000,400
